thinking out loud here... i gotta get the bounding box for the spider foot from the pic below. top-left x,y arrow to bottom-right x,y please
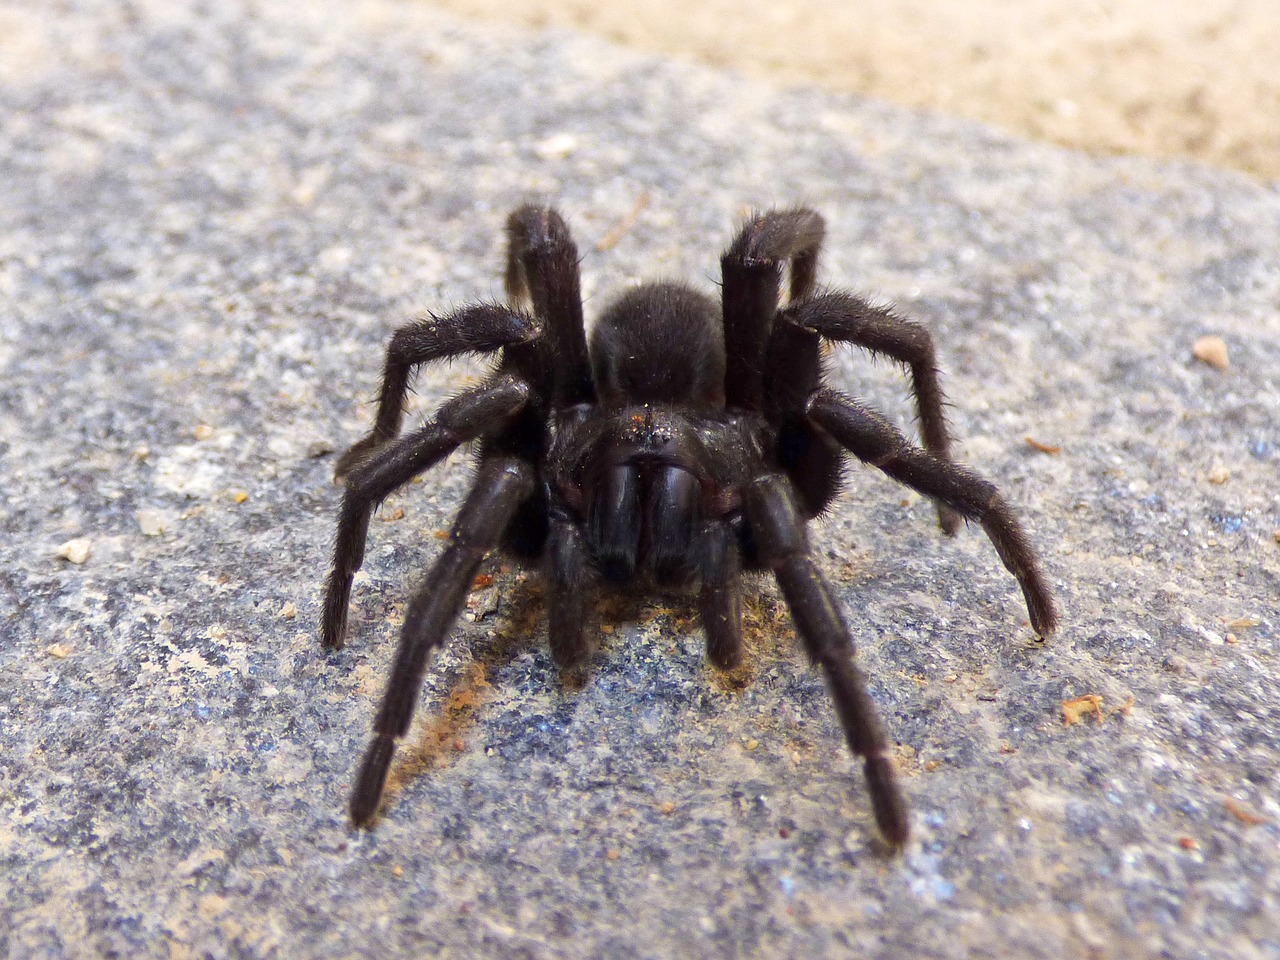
350,734 -> 396,827
320,587 -> 350,650
865,753 -> 910,851
1027,584 -> 1059,639
321,543 -> 363,650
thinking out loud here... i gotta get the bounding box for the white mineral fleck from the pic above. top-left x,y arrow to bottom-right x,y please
56,537 -> 92,564
137,509 -> 172,536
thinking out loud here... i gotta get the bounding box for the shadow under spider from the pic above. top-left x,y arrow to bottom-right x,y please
377,569 -> 803,809
379,569 -> 546,806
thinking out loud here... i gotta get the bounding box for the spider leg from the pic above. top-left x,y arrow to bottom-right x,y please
545,516 -> 595,670
321,376 -> 531,650
744,473 -> 910,849
335,304 -> 539,480
721,207 -> 826,410
350,457 -> 536,826
696,520 -> 744,670
782,293 -> 962,534
505,205 -> 594,407
807,388 -> 1057,637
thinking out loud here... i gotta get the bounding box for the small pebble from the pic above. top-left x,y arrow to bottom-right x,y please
1192,335 -> 1229,370
137,510 -> 169,537
1207,466 -> 1230,484
56,538 -> 92,564
533,132 -> 579,159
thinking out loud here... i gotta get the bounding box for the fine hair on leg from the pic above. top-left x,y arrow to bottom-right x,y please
783,293 -> 962,534
696,521 -> 744,670
505,204 -> 594,407
720,207 -> 826,410
335,304 -> 538,480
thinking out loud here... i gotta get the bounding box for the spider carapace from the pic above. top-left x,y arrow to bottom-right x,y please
320,205 -> 1057,849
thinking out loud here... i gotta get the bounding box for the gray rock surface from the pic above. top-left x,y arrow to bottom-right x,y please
2,1 -> 1278,957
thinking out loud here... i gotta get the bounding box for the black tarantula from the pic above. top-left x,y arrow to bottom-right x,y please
321,205 -> 1057,849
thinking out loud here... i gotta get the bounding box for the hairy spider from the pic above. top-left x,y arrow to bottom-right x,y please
321,204 -> 1057,849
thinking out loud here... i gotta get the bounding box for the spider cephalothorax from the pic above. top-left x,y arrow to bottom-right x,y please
321,205 -> 1057,849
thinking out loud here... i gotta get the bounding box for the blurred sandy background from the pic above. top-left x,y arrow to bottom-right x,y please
430,0 -> 1280,181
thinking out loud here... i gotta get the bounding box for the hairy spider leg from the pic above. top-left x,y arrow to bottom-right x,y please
333,206 -> 603,826
757,300 -> 847,517
744,473 -> 911,849
321,377 -> 531,649
334,304 -> 539,480
485,206 -> 600,558
336,202 -> 596,482
505,204 -> 594,408
806,388 -> 1058,637
720,208 -> 826,410
782,294 -> 962,534
350,458 -> 536,825
501,206 -> 617,668
695,520 -> 744,670
544,517 -> 594,670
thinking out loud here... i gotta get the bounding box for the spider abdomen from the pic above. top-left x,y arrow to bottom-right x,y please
590,282 -> 725,407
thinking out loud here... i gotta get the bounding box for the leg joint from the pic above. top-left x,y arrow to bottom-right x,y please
743,476 -> 806,566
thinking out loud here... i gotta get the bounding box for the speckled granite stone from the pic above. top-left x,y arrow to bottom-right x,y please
1,1 -> 1277,958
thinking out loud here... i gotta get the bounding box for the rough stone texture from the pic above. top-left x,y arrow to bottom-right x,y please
1,1 -> 1277,958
